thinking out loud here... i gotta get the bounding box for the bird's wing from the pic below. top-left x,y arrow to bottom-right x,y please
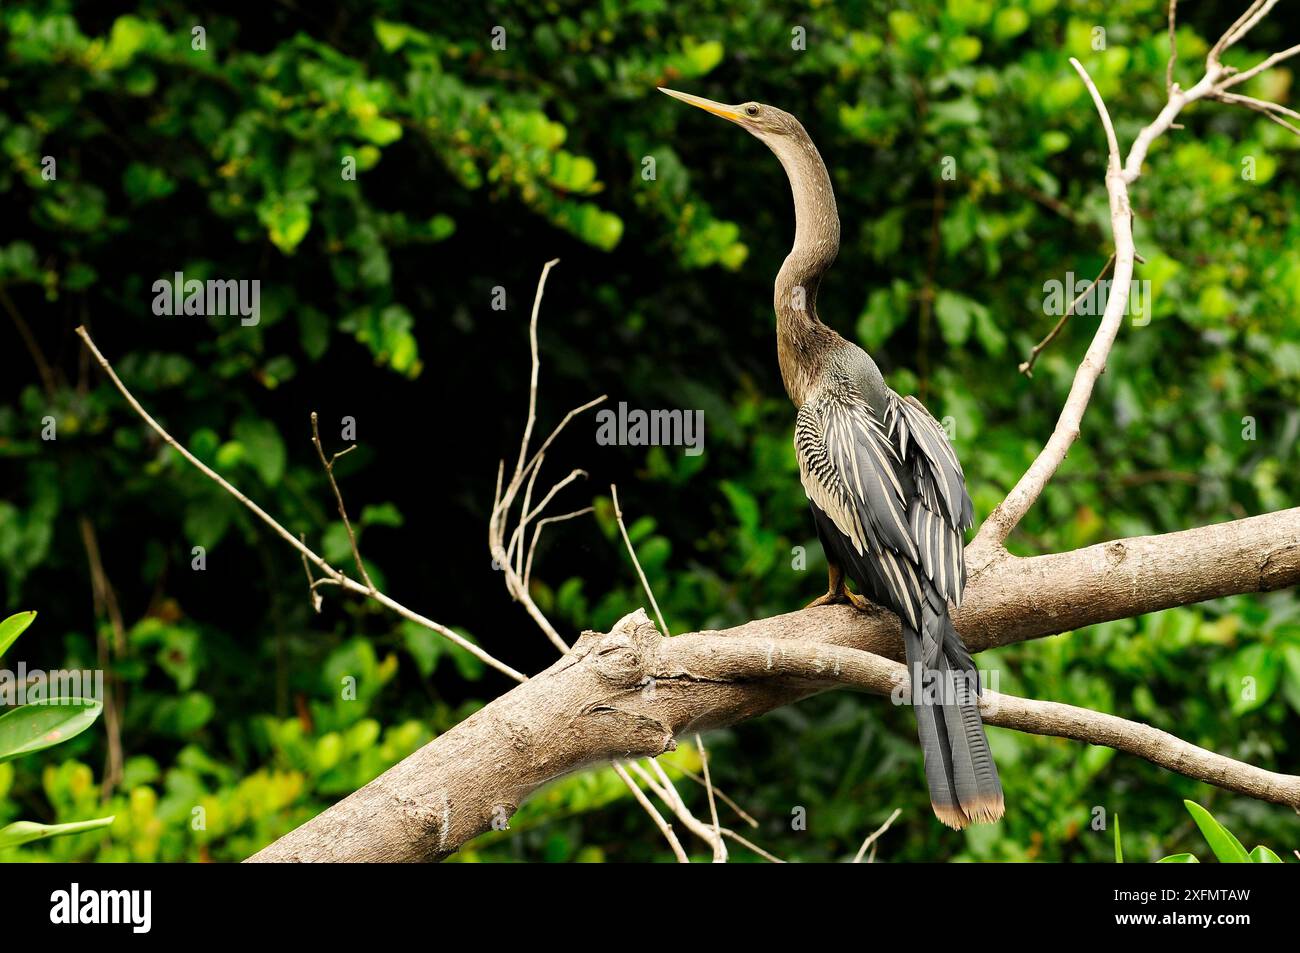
885,393 -> 974,607
795,392 -> 922,627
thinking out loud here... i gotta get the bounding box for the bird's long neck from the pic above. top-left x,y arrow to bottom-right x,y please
769,133 -> 841,406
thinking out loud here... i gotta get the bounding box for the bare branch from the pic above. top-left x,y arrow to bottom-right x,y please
1219,41 -> 1300,91
523,507 -> 593,591
1207,0 -> 1277,71
310,411 -> 374,592
1166,0 -> 1179,95
1019,253 -> 1116,377
486,261 -> 607,656
696,734 -> 725,861
1,285 -> 58,397
612,761 -> 688,863
299,533 -> 323,613
676,767 -> 759,828
610,483 -> 669,637
720,827 -> 786,863
665,635 -> 1300,811
853,807 -> 901,863
249,519 -> 1300,864
978,0 -> 1295,548
480,263 -> 728,855
609,483 -> 732,861
1209,90 -> 1300,137
75,325 -> 526,684
514,259 -> 558,478
632,759 -> 728,862
77,516 -> 125,795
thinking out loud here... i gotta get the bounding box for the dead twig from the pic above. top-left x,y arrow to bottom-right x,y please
74,326 -> 525,683
1019,253 -> 1117,377
853,807 -> 902,863
977,0 -> 1300,554
310,412 -> 373,592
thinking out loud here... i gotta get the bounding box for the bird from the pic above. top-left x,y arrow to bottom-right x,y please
660,87 -> 1003,829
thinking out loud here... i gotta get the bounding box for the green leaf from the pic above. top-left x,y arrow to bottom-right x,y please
1113,813 -> 1122,863
0,815 -> 115,850
1183,800 -> 1251,863
682,39 -> 724,75
1226,643 -> 1281,714
935,290 -> 973,346
1250,845 -> 1283,863
888,11 -> 923,44
992,8 -> 1030,40
0,610 -> 37,660
971,301 -> 1006,355
402,623 -> 439,677
360,502 -> 404,528
356,115 -> 403,146
374,19 -> 412,52
151,692 -> 214,735
256,198 -> 312,254
858,280 -> 911,350
720,480 -> 760,533
232,418 -> 287,486
0,699 -> 102,763
299,307 -> 331,361
1157,853 -> 1200,863
122,162 -> 176,204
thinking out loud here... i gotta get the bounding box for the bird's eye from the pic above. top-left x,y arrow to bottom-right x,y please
745,104 -> 759,117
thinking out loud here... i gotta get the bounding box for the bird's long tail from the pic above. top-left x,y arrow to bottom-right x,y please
901,586 -> 1003,830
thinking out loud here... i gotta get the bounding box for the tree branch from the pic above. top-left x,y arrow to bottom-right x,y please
75,325 -> 526,684
248,506 -> 1300,862
979,1 -> 1298,549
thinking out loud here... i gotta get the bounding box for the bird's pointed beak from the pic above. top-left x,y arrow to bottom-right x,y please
658,87 -> 745,124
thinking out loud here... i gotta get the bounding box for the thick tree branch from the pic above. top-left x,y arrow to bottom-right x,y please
248,507 -> 1300,862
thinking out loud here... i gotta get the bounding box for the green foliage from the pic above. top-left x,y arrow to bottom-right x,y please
0,612 -> 114,853
1,0 -> 1298,862
1114,799 -> 1287,863
0,699 -> 102,764
1179,799 -> 1253,863
0,611 -> 37,658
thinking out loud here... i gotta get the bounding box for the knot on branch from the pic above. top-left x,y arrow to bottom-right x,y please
390,787 -> 451,849
571,607 -> 665,688
1260,544 -> 1300,591
563,609 -> 676,758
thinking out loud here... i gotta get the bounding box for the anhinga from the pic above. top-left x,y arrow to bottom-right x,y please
661,87 -> 1003,829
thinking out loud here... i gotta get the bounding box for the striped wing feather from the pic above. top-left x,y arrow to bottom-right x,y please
796,388 -> 973,616
888,394 -> 973,607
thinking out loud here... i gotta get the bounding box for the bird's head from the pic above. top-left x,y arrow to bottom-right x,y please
658,88 -> 808,147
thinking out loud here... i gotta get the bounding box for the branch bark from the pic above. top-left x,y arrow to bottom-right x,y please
248,507 -> 1300,862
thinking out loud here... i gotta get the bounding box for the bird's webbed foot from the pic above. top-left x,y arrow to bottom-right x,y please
805,589 -> 843,609
804,561 -> 875,612
805,586 -> 875,611
844,589 -> 874,612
